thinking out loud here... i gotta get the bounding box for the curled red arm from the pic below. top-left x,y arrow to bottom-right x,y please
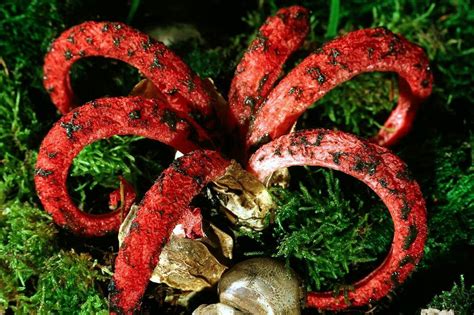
109,150 -> 231,314
247,27 -> 433,151
248,129 -> 427,309
35,96 -> 209,237
227,6 -> 309,139
43,21 -> 215,128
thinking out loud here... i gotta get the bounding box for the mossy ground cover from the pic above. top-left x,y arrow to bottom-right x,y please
0,0 -> 472,313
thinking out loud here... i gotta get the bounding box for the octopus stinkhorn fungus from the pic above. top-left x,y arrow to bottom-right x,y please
35,5 -> 432,314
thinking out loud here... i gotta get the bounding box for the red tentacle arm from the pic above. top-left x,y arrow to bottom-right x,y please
43,21 -> 215,127
227,5 -> 309,138
109,150 -> 231,314
247,27 -> 433,151
248,129 -> 427,310
35,96 -> 209,237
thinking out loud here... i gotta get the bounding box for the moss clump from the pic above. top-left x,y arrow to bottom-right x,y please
428,275 -> 474,314
0,201 -> 108,313
0,1 -> 119,312
0,71 -> 39,203
0,201 -> 56,309
69,136 -> 144,211
270,168 -> 391,291
426,137 -> 473,263
0,0 -> 64,91
69,136 -> 173,213
399,132 -> 473,267
27,250 -> 108,314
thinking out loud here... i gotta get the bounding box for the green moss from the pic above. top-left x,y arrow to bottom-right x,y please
27,250 -> 108,314
71,137 -> 142,189
399,132 -> 474,266
0,201 -> 56,310
0,201 -> 108,313
0,71 -> 40,203
69,136 -> 144,210
428,275 -> 473,314
371,0 -> 474,111
69,136 -> 172,213
270,168 -> 391,291
0,0 -> 64,90
171,38 -> 247,94
180,41 -> 238,80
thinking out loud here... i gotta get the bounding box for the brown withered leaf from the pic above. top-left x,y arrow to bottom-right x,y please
212,160 -> 276,231
119,206 -> 233,292
151,235 -> 227,291
264,167 -> 291,188
153,222 -> 233,291
201,223 -> 234,260
118,204 -> 139,245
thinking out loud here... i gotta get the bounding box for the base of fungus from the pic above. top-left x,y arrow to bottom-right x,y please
109,150 -> 231,313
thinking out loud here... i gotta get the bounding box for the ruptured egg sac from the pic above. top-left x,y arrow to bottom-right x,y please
211,160 -> 276,231
193,257 -> 305,315
118,205 -> 233,292
192,303 -> 245,315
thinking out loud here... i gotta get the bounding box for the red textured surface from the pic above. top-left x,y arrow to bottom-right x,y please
227,6 -> 309,139
43,21 -> 215,127
247,27 -> 433,151
248,129 -> 427,310
109,150 -> 230,314
179,207 -> 205,239
35,96 -> 207,237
